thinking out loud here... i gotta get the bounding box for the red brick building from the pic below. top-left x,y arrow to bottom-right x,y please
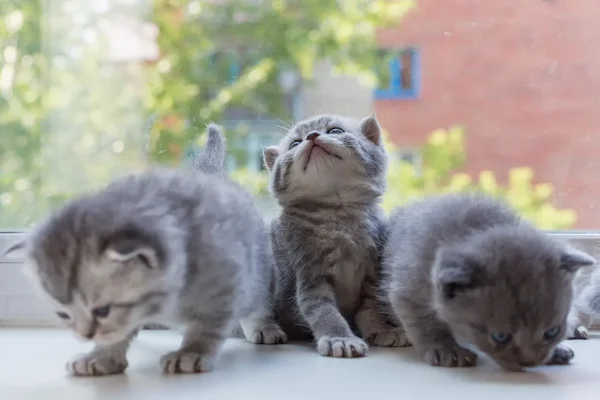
375,0 -> 600,229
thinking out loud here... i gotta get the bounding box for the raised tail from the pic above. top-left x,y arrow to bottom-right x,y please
192,123 -> 227,174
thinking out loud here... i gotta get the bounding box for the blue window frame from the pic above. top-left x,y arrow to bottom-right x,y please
374,48 -> 421,100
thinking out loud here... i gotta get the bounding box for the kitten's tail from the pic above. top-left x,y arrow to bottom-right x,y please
193,123 -> 226,174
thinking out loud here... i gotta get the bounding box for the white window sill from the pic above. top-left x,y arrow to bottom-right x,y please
0,328 -> 600,399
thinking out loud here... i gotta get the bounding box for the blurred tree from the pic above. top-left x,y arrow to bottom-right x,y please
0,0 -> 146,227
147,0 -> 414,162
0,0 -> 414,227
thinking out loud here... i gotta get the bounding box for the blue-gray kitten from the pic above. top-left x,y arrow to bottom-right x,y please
6,124 -> 286,376
263,114 -> 410,358
383,193 -> 595,371
566,263 -> 600,340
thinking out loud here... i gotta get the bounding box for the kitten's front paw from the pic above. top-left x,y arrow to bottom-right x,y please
317,336 -> 368,358
246,323 -> 288,344
567,326 -> 588,340
160,351 -> 215,374
365,327 -> 412,348
423,345 -> 477,368
546,344 -> 574,365
67,353 -> 128,376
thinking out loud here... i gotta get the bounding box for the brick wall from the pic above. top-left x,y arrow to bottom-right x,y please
376,0 -> 600,228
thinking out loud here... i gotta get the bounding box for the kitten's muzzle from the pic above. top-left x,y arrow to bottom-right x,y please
306,131 -> 320,141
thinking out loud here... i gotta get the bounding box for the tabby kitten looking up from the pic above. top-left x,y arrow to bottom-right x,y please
263,114 -> 410,358
5,124 -> 286,376
383,193 -> 595,371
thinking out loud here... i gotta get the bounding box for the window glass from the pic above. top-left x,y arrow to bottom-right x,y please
0,0 -> 594,231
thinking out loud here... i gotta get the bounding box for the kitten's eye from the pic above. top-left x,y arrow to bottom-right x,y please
92,306 -> 111,318
327,127 -> 344,134
543,326 -> 561,340
289,140 -> 302,150
56,311 -> 70,320
490,332 -> 512,345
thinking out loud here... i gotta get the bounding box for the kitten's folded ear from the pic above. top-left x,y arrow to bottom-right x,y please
559,247 -> 596,273
263,146 -> 279,171
3,239 -> 27,260
434,248 -> 487,300
104,237 -> 159,269
359,114 -> 382,146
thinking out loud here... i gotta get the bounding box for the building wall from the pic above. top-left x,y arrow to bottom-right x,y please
375,0 -> 600,228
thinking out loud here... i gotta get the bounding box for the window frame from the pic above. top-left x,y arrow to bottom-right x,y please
1,230 -> 600,327
374,47 -> 421,100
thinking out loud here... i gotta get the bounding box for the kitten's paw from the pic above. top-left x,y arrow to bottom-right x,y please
567,326 -> 588,340
317,336 -> 368,358
423,345 -> 478,368
546,344 -> 574,365
246,323 -> 288,344
67,353 -> 128,376
160,351 -> 215,374
365,327 -> 412,347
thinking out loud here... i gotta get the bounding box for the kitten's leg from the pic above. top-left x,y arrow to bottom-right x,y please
567,310 -> 592,340
296,271 -> 368,358
160,319 -> 228,374
354,274 -> 411,348
238,261 -> 287,345
396,300 -> 477,367
546,344 -> 575,365
239,309 -> 287,344
67,330 -> 137,376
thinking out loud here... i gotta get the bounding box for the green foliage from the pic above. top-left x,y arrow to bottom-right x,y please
146,0 -> 414,163
0,1 -> 575,231
0,0 -> 413,227
382,127 -> 577,230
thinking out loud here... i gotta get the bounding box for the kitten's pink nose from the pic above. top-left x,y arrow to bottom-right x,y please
306,131 -> 320,141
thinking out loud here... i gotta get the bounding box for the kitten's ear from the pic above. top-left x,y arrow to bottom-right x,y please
263,146 -> 279,171
3,240 -> 27,260
559,248 -> 596,273
104,238 -> 159,269
434,248 -> 486,300
359,114 -> 382,145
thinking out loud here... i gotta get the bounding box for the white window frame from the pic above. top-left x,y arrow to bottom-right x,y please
1,231 -> 600,327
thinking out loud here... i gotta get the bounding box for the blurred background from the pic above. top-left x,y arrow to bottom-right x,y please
0,0 -> 597,230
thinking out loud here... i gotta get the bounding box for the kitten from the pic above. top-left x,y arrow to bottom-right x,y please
5,124 -> 286,376
566,263 -> 600,340
383,193 -> 595,371
263,114 -> 410,358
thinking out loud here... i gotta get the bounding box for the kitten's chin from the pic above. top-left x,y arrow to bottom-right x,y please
302,144 -> 342,171
493,359 -> 526,372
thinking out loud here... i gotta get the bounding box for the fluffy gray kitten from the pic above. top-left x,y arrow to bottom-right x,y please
5,124 -> 286,376
263,114 -> 410,358
383,193 -> 595,371
566,263 -> 600,340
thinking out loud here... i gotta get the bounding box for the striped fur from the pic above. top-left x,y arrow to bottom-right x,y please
264,114 -> 410,358
9,125 -> 286,376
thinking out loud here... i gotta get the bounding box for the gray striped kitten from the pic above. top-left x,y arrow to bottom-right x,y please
566,264 -> 600,340
263,114 -> 410,358
5,125 -> 286,376
383,193 -> 595,370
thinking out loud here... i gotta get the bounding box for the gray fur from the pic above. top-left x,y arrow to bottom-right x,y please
383,193 -> 595,370
8,125 -> 286,376
191,123 -> 227,174
264,114 -> 410,358
566,262 -> 600,340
